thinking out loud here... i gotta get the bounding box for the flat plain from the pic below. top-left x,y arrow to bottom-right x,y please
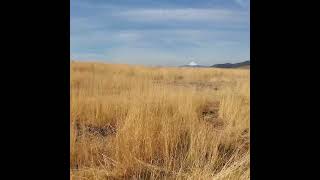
70,62 -> 250,180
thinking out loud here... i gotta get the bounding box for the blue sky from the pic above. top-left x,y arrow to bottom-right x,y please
71,0 -> 250,66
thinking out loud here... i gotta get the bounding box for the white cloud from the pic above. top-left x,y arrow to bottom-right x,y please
115,8 -> 247,22
70,17 -> 106,36
116,32 -> 141,41
71,52 -> 108,61
234,0 -> 249,8
71,30 -> 142,46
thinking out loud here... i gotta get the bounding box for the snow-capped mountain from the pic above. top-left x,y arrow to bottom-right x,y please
188,61 -> 198,66
181,61 -> 206,67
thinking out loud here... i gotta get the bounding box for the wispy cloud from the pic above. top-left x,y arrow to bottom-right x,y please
115,8 -> 247,22
234,0 -> 249,8
71,17 -> 102,34
116,32 -> 142,41
71,52 -> 108,61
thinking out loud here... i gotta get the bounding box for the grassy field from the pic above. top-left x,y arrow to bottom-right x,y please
70,62 -> 250,180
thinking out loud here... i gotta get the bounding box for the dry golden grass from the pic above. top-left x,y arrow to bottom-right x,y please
70,62 -> 250,180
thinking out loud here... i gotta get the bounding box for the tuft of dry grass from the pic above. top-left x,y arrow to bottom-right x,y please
71,62 -> 250,180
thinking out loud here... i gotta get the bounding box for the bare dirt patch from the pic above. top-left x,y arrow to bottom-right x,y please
171,81 -> 220,90
199,101 -> 225,130
152,80 -> 221,91
75,122 -> 117,138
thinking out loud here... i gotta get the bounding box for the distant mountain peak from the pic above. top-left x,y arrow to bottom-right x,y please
188,61 -> 198,66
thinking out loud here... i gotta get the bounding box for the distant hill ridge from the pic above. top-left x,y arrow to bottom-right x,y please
181,60 -> 250,69
211,60 -> 250,68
